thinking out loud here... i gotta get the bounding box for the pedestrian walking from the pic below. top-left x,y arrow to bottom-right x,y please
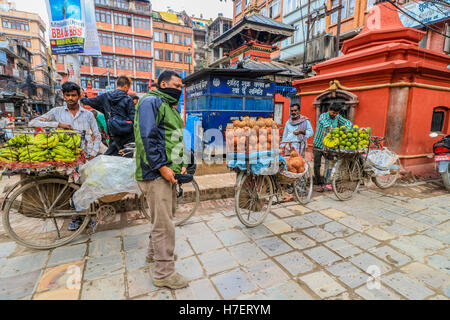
134,70 -> 188,289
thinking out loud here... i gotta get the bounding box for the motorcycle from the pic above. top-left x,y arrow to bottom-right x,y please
430,132 -> 450,191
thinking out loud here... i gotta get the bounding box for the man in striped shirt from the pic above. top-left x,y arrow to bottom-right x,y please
312,103 -> 352,192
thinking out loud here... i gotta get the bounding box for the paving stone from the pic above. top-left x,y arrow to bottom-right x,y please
36,260 -> 85,293
272,207 -> 295,218
262,280 -> 314,300
175,278 -> 220,300
221,210 -> 236,217
408,212 -> 445,226
444,286 -> 450,298
287,205 -> 312,215
407,235 -> 445,250
305,199 -> 337,211
179,222 -> 210,237
206,218 -> 235,232
370,244 -> 411,265
122,224 -> 150,236
88,237 -> 122,258
372,209 -> 402,221
123,233 -> 149,252
381,197 -> 426,213
126,268 -> 159,299
0,270 -> 41,300
199,249 -> 239,275
175,239 -> 194,259
274,251 -> 314,276
240,224 -> 273,240
304,246 -> 341,266
47,244 -> 87,267
0,242 -> 16,259
0,259 -> 6,270
338,216 -> 371,232
133,289 -> 173,300
381,223 -> 415,236
389,238 -> 427,263
244,259 -> 289,290
381,272 -> 434,300
353,212 -> 388,226
0,251 -> 49,278
422,228 -> 450,245
228,242 -> 268,266
345,233 -> 380,250
281,232 -> 316,250
323,221 -> 355,237
188,232 -> 223,254
350,253 -> 393,276
302,212 -> 332,226
427,255 -> 450,275
366,227 -> 396,241
216,229 -> 249,247
211,268 -> 257,300
326,262 -> 369,289
84,254 -> 124,281
201,212 -> 225,222
324,239 -> 362,258
175,256 -> 204,280
283,216 -> 314,230
263,219 -> 292,235
355,285 -> 402,300
395,217 -> 430,232
255,236 -> 293,257
428,295 -> 449,300
81,274 -> 125,300
302,227 -> 335,242
125,249 -> 150,271
90,229 -> 122,241
33,287 -> 80,300
320,208 -> 348,220
401,262 -> 450,290
299,271 -> 346,299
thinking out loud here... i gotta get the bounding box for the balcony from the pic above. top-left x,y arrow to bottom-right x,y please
94,0 -> 152,16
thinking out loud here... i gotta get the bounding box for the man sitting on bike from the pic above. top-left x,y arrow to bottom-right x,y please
281,103 -> 314,159
312,103 -> 352,192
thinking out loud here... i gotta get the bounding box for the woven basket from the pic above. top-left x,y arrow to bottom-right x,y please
99,192 -> 128,203
276,163 -> 309,185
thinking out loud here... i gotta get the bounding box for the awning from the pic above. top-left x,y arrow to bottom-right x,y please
160,12 -> 179,24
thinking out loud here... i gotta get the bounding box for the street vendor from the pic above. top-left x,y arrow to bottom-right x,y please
281,103 -> 314,158
312,103 -> 352,192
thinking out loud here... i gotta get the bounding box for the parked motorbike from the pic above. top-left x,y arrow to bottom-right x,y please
430,132 -> 450,191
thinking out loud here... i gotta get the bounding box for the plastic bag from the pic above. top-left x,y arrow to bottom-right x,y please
366,149 -> 398,176
72,155 -> 141,211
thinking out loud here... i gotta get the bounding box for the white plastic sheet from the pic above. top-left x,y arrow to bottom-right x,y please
73,155 -> 141,211
366,149 -> 399,176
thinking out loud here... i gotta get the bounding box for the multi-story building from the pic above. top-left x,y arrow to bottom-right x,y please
207,14 -> 233,67
56,0 -> 153,95
0,0 -> 53,111
191,16 -> 210,72
152,10 -> 194,79
280,0 -> 334,71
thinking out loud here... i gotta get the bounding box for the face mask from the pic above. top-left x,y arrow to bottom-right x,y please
160,87 -> 182,103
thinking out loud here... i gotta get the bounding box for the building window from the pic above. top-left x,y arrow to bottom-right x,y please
294,22 -> 303,43
2,18 -> 29,31
245,0 -> 251,8
174,52 -> 183,63
115,34 -> 132,48
114,12 -> 132,26
431,109 -> 447,132
285,0 -> 299,15
165,32 -> 173,43
165,50 -> 173,61
260,7 -> 267,17
184,35 -> 192,46
174,34 -> 183,45
98,32 -> 113,46
116,0 -> 129,9
95,0 -> 109,5
93,55 -> 114,68
184,53 -> 192,64
155,68 -> 163,78
135,38 -> 151,51
135,58 -> 152,72
154,31 -> 163,42
116,56 -> 133,70
19,39 -> 31,48
135,80 -> 148,93
80,56 -> 90,66
331,0 -> 355,24
81,76 -> 92,89
366,0 -> 376,10
236,0 -> 242,15
270,0 -> 281,18
134,16 -> 150,29
155,49 -> 163,60
57,55 -> 64,64
95,9 -> 111,23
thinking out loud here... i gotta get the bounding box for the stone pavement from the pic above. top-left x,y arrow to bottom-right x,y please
0,181 -> 449,300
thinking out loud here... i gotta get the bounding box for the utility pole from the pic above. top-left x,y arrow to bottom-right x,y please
335,0 -> 343,57
302,0 -> 311,72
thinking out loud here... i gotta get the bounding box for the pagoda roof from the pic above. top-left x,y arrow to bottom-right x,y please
211,13 -> 294,50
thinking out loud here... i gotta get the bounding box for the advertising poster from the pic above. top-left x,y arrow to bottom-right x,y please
81,0 -> 101,56
46,0 -> 86,55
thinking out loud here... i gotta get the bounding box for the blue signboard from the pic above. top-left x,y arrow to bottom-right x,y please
399,1 -> 450,28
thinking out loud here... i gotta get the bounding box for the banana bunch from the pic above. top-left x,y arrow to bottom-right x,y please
53,145 -> 79,162
32,133 -> 59,149
323,134 -> 340,149
0,148 -> 19,162
4,134 -> 32,148
53,130 -> 81,150
18,147 -> 55,162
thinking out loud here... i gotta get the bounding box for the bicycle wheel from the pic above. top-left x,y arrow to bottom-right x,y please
2,178 -> 91,250
331,158 -> 362,201
139,179 -> 200,227
292,162 -> 313,205
372,158 -> 401,189
235,173 -> 274,228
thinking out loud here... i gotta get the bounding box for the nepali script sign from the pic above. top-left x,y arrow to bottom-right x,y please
399,1 -> 450,28
46,0 -> 86,54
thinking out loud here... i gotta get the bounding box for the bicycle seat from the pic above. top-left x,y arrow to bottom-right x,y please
175,174 -> 194,184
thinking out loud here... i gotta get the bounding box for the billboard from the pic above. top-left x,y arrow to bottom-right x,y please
80,0 -> 101,56
399,1 -> 450,28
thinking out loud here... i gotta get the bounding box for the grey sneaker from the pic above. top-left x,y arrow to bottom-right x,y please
146,254 -> 178,263
153,272 -> 189,289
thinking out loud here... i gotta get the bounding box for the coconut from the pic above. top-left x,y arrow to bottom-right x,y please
249,119 -> 257,128
291,158 -> 302,170
256,119 -> 265,128
264,118 -> 272,127
249,135 -> 258,145
290,150 -> 299,158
